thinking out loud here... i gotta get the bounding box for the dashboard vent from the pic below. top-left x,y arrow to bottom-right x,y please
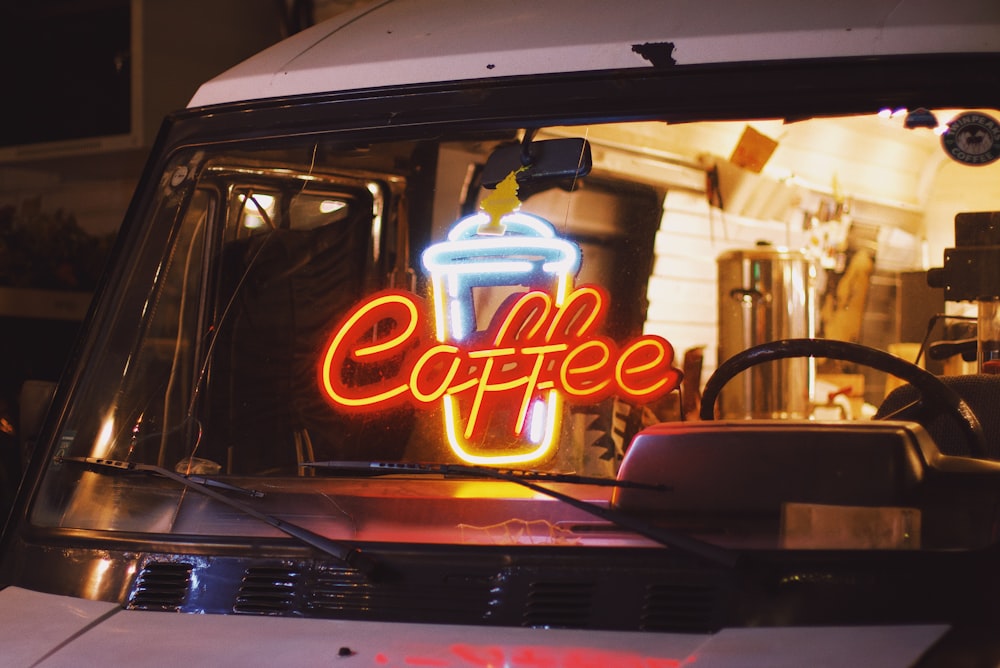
129,562 -> 193,611
306,568 -> 372,614
522,580 -> 595,628
306,567 -> 494,624
641,581 -> 720,631
234,567 -> 300,614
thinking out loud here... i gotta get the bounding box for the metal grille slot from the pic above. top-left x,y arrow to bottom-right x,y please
304,568 -> 496,625
522,580 -> 595,628
129,562 -> 193,611
641,582 -> 720,631
234,567 -> 299,614
306,568 -> 373,614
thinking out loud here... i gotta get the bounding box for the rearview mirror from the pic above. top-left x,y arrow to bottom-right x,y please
481,137 -> 592,190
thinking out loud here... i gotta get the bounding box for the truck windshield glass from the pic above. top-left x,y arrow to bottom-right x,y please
30,112 -> 1000,551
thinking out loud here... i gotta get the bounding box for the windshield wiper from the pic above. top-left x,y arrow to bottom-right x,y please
303,460 -> 669,490
303,460 -> 738,569
58,456 -> 264,496
54,456 -> 376,575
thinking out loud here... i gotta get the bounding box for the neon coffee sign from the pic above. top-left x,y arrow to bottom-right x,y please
320,198 -> 680,465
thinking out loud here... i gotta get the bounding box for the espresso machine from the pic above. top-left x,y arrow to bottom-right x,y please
927,211 -> 1000,374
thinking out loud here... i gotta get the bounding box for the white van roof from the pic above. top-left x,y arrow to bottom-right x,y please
189,0 -> 1000,108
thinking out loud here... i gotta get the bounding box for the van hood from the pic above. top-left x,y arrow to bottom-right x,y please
0,586 -> 947,667
188,0 -> 1000,108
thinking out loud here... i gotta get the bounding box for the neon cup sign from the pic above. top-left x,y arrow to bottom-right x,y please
320,206 -> 681,465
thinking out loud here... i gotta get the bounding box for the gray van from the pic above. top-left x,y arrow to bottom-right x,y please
2,1 -> 1000,665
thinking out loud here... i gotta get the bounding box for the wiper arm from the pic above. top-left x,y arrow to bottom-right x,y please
304,460 -> 669,491
303,460 -> 738,569
55,456 -> 376,575
58,456 -> 264,496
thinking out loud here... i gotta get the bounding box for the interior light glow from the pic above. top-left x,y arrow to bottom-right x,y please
367,182 -> 383,261
239,193 -> 274,209
92,413 -> 116,459
876,107 -> 916,124
319,199 -> 346,214
239,192 -> 275,229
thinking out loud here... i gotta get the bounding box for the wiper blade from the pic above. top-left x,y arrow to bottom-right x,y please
304,460 -> 669,491
58,456 -> 264,497
303,460 -> 737,569
55,456 -> 376,575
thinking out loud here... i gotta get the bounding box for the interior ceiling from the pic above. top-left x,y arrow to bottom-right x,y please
571,112 -> 950,214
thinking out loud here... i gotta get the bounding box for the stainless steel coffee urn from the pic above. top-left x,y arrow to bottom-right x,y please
717,243 -> 816,418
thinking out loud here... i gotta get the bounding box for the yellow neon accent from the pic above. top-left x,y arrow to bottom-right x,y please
352,294 -> 419,357
409,344 -> 461,403
492,291 -> 551,344
620,339 -> 667,373
559,340 -> 613,397
321,372 -> 409,408
464,359 -> 493,440
445,376 -> 480,395
615,339 -> 670,397
513,345 -> 562,434
443,391 -> 561,466
478,168 -> 524,233
464,356 -> 535,439
546,285 -> 603,340
320,294 -> 417,407
554,273 -> 572,306
521,343 -> 568,356
468,347 -> 516,359
418,209 -> 584,464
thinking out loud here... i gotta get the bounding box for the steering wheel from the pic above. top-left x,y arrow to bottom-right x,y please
699,338 -> 988,459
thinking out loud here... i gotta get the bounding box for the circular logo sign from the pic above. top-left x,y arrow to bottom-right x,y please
941,112 -> 1000,166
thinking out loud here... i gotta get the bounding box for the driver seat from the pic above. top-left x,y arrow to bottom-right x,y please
875,373 -> 1000,459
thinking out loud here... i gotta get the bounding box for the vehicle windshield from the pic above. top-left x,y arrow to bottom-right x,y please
30,109 -> 1000,551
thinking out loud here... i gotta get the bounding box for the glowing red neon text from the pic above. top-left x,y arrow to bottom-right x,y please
320,286 -> 681,439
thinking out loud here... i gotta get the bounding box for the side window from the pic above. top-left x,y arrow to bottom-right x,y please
117,188 -> 213,468
32,183 -> 215,528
